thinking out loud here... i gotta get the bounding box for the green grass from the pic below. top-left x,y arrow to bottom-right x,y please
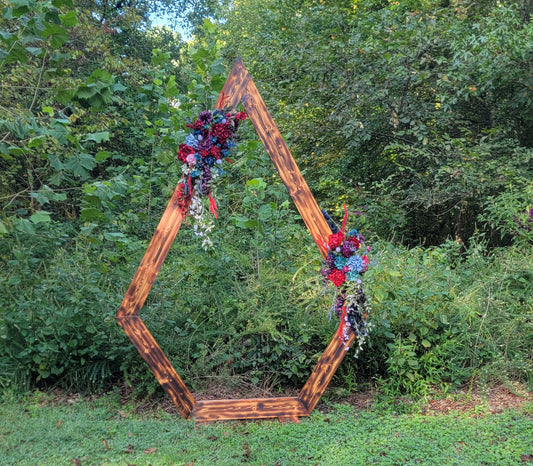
1,393 -> 532,465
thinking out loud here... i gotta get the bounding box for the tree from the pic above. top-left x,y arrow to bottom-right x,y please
222,0 -> 533,245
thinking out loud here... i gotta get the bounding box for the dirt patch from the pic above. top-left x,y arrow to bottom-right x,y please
420,383 -> 533,415
34,381 -> 532,418
319,382 -> 532,416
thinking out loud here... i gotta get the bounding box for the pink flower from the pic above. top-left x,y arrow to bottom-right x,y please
178,144 -> 195,163
186,153 -> 196,166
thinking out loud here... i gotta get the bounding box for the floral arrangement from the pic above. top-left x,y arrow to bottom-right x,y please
321,207 -> 372,355
176,108 -> 247,247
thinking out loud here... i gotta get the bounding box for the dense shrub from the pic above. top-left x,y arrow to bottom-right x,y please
337,239 -> 533,395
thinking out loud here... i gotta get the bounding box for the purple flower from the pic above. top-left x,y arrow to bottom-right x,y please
198,110 -> 213,124
341,241 -> 356,257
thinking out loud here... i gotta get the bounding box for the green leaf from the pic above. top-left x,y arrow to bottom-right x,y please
95,150 -> 111,162
151,50 -> 170,66
60,11 -> 78,27
103,232 -> 126,241
246,178 -> 267,190
64,153 -> 96,178
26,46 -> 43,56
258,203 -> 275,221
4,43 -> 27,64
55,89 -> 73,105
203,18 -> 216,34
0,30 -> 14,40
16,219 -> 35,234
41,23 -> 69,48
42,106 -> 54,116
373,287 -> 387,302
74,86 -> 97,99
28,135 -> 45,148
111,82 -> 126,92
80,207 -> 108,222
210,61 -> 225,76
421,339 -> 431,348
83,132 -> 110,143
30,185 -> 67,205
48,154 -> 64,171
30,211 -> 51,224
407,359 -> 419,369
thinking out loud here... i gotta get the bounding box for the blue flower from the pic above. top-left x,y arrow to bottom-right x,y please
346,270 -> 359,281
347,255 -> 365,273
185,134 -> 199,148
335,255 -> 348,269
204,155 -> 216,166
348,229 -> 358,237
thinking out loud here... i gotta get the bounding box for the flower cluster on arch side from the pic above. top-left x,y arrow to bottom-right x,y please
321,208 -> 372,354
176,109 -> 247,212
175,109 -> 246,248
321,229 -> 370,288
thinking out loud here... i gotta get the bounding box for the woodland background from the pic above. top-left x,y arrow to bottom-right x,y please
0,0 -> 531,399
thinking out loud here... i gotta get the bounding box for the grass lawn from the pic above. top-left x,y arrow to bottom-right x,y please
1,391 -> 532,465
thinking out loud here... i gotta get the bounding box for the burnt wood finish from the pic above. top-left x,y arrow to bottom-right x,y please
192,397 -> 307,422
116,57 -> 356,423
299,331 -> 356,413
220,58 -> 332,257
117,315 -> 194,417
117,188 -> 188,318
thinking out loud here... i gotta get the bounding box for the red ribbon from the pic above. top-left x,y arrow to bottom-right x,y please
341,204 -> 349,235
208,193 -> 218,219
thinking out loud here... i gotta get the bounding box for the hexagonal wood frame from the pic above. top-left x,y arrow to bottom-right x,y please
116,58 -> 356,423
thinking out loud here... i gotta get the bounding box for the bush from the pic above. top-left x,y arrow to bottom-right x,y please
0,224 -> 138,392
337,238 -> 533,396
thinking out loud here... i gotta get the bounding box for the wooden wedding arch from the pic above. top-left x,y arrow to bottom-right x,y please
116,58 -> 357,423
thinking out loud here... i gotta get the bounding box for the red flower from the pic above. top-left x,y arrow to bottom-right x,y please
328,232 -> 345,250
211,123 -> 230,141
236,112 -> 247,121
178,144 -> 195,162
362,255 -> 369,272
328,269 -> 346,287
192,120 -> 204,130
209,145 -> 222,159
347,237 -> 361,249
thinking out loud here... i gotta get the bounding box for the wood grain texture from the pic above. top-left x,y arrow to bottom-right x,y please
116,184 -> 187,318
215,57 -> 250,110
215,58 -> 332,258
117,315 -> 194,418
298,330 -> 356,412
192,397 -> 307,422
239,75 -> 332,258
